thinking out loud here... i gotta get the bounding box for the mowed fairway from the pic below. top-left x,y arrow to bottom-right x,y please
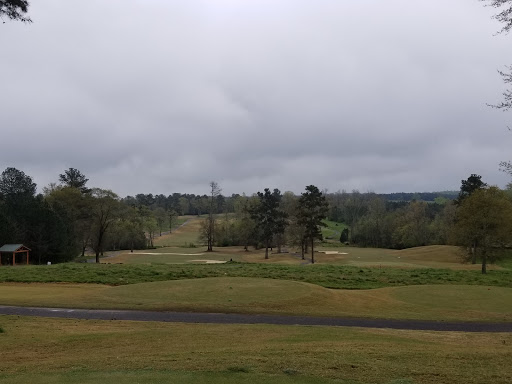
153,216 -> 203,247
1,278 -> 511,322
111,242 -> 496,271
0,316 -> 511,384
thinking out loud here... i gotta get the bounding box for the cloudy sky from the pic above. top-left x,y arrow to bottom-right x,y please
1,0 -> 511,196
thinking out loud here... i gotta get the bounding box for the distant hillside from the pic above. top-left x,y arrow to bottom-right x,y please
378,191 -> 458,202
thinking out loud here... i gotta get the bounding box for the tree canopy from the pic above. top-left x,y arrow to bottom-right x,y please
456,174 -> 487,205
453,186 -> 512,273
250,188 -> 287,259
0,167 -> 36,198
297,185 -> 329,264
0,0 -> 31,23
59,168 -> 91,194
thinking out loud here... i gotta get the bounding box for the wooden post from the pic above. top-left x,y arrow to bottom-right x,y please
26,251 -> 29,265
12,252 -> 15,266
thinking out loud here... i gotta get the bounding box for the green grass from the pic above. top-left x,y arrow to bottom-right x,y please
154,216 -> 203,247
1,279 -> 511,322
1,316 -> 511,384
0,262 -> 511,289
0,371 -> 342,384
321,220 -> 348,244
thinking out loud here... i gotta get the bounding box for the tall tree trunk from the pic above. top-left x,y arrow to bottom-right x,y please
301,240 -> 305,260
311,238 -> 315,264
265,240 -> 269,259
471,241 -> 477,264
95,250 -> 100,264
481,249 -> 487,274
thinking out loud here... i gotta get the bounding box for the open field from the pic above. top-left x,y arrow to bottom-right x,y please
0,316 -> 511,384
1,278 -> 511,322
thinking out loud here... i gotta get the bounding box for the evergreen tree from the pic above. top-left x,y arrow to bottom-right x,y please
297,185 -> 329,264
250,188 -> 287,259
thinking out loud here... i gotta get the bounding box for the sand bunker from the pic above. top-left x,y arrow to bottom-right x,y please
136,252 -> 206,256
320,251 -> 348,255
188,259 -> 227,264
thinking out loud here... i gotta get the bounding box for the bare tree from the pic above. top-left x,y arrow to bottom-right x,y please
205,181 -> 221,252
481,0 -> 512,34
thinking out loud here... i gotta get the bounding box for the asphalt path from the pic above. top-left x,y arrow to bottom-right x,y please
1,305 -> 511,332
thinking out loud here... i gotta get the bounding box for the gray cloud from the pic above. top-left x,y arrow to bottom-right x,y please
1,0 -> 511,196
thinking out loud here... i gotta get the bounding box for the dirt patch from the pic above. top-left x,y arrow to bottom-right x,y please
137,253 -> 206,256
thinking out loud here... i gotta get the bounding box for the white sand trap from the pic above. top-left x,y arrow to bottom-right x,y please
136,252 -> 206,256
188,259 -> 227,264
320,251 -> 349,255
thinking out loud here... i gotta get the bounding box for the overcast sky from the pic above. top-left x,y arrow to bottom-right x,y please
1,0 -> 511,196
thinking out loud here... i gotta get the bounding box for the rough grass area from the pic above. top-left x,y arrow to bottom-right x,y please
1,279 -> 511,322
0,262 -> 511,289
0,316 -> 511,384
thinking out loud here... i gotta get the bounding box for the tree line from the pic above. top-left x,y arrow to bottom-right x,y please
2,166 -> 512,273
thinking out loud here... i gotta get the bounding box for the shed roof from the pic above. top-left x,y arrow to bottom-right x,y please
0,244 -> 31,252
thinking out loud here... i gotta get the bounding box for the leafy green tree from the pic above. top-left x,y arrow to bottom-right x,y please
233,194 -> 257,251
0,167 -> 36,198
59,168 -> 91,194
453,187 -> 512,273
392,201 -> 431,249
429,202 -> 457,245
144,217 -> 158,248
168,209 -> 178,233
90,189 -> 121,263
154,207 -> 167,236
118,206 -> 145,252
251,188 -> 287,259
297,185 -> 329,264
46,186 -> 93,257
0,0 -> 31,23
0,168 -> 78,264
342,190 -> 367,243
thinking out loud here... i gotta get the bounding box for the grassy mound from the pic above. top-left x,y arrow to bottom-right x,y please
1,279 -> 511,322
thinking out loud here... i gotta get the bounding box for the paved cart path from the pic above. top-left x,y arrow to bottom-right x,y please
1,305 -> 511,332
